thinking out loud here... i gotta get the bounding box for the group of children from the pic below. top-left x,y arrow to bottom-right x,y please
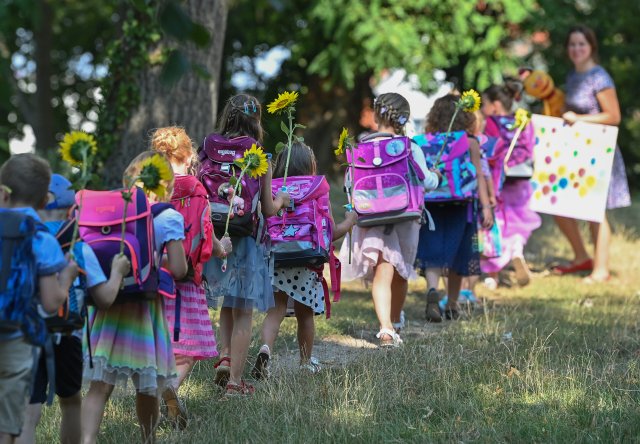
0,83 -> 539,443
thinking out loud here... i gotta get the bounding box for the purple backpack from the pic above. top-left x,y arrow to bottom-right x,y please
198,134 -> 262,237
347,133 -> 425,227
414,131 -> 477,202
77,188 -> 176,303
267,175 -> 341,318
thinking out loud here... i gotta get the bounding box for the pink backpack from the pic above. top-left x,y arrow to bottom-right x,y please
267,175 -> 341,317
347,133 -> 425,227
198,134 -> 262,237
77,188 -> 175,302
170,175 -> 213,285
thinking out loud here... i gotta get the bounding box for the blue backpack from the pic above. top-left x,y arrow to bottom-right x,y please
0,209 -> 47,346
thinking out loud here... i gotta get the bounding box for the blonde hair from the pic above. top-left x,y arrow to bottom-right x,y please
150,126 -> 196,171
123,151 -> 175,202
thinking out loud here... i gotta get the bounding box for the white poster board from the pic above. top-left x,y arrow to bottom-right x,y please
529,114 -> 618,223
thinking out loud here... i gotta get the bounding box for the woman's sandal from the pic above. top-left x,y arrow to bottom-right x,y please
376,328 -> 403,348
225,380 -> 255,397
213,356 -> 231,387
251,345 -> 271,380
161,386 -> 187,430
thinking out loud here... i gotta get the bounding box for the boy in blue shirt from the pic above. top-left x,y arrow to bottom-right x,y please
0,154 -> 77,444
15,174 -> 130,444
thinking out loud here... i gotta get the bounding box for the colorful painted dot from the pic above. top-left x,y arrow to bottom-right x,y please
569,173 -> 576,180
551,127 -> 557,133
545,156 -> 552,164
538,172 -> 549,183
549,174 -> 557,183
531,181 -> 538,191
552,185 -> 558,192
551,195 -> 558,204
558,166 -> 567,175
578,187 -> 588,197
578,168 -> 586,177
573,182 -> 580,188
554,150 -> 560,158
590,158 -> 596,165
575,132 -> 580,138
586,176 -> 596,187
542,185 -> 551,195
573,150 -> 578,157
540,128 -> 546,134
606,147 -> 613,153
546,142 -> 551,148
586,138 -> 592,145
534,191 -> 542,200
559,178 -> 569,189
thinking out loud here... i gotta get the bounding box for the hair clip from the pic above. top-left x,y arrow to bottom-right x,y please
0,184 -> 12,195
379,106 -> 387,115
397,115 -> 408,125
243,101 -> 257,115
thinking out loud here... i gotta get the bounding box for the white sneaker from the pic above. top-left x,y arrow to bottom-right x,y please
392,310 -> 406,331
483,277 -> 498,290
299,356 -> 321,374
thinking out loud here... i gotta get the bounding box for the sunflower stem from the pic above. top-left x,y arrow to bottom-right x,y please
68,150 -> 89,260
223,164 -> 250,237
434,104 -> 462,166
503,121 -> 526,170
281,108 -> 295,188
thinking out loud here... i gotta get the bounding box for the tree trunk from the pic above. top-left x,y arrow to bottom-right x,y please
103,0 -> 228,186
33,0 -> 55,157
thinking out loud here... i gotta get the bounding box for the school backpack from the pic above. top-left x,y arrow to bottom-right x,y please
0,209 -> 48,346
77,188 -> 176,303
41,219 -> 87,333
485,115 -> 535,179
414,131 -> 477,202
346,133 -> 425,227
267,175 -> 342,318
477,134 -> 507,198
198,134 -> 262,237
170,175 -> 214,285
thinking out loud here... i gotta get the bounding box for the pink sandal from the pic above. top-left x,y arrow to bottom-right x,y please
225,380 -> 255,397
213,356 -> 230,387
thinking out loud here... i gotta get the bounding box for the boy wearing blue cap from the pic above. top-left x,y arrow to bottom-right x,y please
16,174 -> 130,444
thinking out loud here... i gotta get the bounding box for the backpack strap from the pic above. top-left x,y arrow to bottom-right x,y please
151,202 -> 173,218
360,132 -> 395,142
0,211 -> 30,292
173,288 -> 182,342
43,336 -> 57,405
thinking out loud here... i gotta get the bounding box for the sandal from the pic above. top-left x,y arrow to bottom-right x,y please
512,256 -> 531,286
552,258 -> 593,275
213,356 -> 231,387
251,345 -> 271,380
443,305 -> 460,321
376,328 -> 403,348
392,310 -> 406,332
299,356 -> 321,374
161,386 -> 187,430
225,380 -> 255,397
582,274 -> 610,284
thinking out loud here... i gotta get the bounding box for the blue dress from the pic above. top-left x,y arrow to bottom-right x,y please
565,66 -> 631,209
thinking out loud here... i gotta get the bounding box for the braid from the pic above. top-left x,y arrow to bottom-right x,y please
374,93 -> 410,135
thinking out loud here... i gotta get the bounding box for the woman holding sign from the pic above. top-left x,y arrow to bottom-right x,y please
554,25 -> 631,282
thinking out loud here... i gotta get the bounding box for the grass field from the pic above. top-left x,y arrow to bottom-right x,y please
37,202 -> 640,443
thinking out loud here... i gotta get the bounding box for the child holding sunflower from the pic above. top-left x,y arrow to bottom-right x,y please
416,93 -> 494,322
202,94 -> 290,396
81,151 -> 188,444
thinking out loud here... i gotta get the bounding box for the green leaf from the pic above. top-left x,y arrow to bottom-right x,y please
357,157 -> 366,163
189,23 -> 211,48
295,136 -> 304,143
158,1 -> 193,41
280,120 -> 289,136
295,123 -> 307,129
275,141 -> 286,151
233,159 -> 244,167
160,50 -> 190,85
191,63 -> 211,80
229,177 -> 237,186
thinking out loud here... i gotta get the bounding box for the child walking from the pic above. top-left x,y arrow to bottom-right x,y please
481,83 -> 541,286
252,142 -> 357,378
416,94 -> 494,322
150,127 -> 230,427
339,93 -> 440,346
0,155 -> 77,444
81,152 -> 188,444
202,94 -> 290,396
17,174 -> 130,444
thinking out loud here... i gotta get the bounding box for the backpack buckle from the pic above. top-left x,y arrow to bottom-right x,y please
286,200 -> 295,212
221,163 -> 230,173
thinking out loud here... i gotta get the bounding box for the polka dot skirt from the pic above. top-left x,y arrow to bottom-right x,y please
273,267 -> 325,315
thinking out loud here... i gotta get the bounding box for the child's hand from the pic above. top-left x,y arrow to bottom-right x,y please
344,210 -> 358,227
111,254 -> 131,277
276,190 -> 291,209
220,236 -> 232,256
62,253 -> 79,282
430,168 -> 443,182
489,196 -> 497,208
481,207 -> 494,229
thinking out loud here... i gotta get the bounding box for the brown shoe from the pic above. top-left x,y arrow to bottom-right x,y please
162,386 -> 187,430
425,288 -> 442,323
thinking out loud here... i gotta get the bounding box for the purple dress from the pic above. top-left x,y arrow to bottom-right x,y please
565,66 -> 631,209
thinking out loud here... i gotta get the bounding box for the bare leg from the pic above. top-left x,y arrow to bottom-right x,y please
554,216 -> 590,263
259,292 -> 288,351
294,302 -> 315,363
371,259 -> 395,332
135,392 -> 158,444
0,433 -> 15,444
173,355 -> 195,389
217,307 -> 233,359
447,272 -> 463,307
390,271 -> 407,325
425,268 -> 441,291
228,308 -> 253,385
14,404 -> 42,444
589,216 -> 611,279
81,381 -> 114,444
59,392 -> 82,444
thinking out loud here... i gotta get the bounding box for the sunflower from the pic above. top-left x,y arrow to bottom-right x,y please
239,144 -> 269,178
514,108 -> 532,129
59,131 -> 98,166
267,91 -> 299,114
334,127 -> 348,156
135,154 -> 174,199
459,89 -> 481,113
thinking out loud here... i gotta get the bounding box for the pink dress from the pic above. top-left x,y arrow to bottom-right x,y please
339,220 -> 420,282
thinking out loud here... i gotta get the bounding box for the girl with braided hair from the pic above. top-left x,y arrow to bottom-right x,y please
339,92 -> 440,347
